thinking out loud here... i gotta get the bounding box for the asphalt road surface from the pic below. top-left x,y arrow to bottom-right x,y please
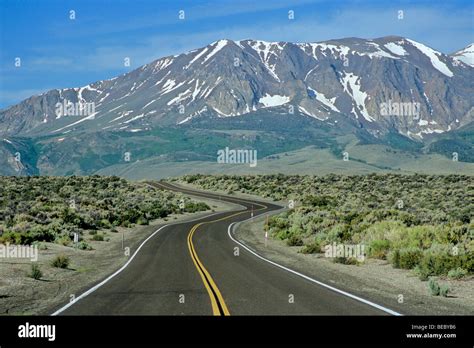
53,181 -> 393,316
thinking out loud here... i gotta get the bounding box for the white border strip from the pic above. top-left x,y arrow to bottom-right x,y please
227,219 -> 402,316
51,211 -> 224,316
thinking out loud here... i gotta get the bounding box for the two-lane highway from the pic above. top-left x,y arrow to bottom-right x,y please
52,181 -> 398,315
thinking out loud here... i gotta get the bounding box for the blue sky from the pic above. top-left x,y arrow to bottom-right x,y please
0,0 -> 473,108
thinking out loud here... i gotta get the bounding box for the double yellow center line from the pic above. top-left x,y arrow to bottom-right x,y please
186,197 -> 267,316
149,181 -> 270,316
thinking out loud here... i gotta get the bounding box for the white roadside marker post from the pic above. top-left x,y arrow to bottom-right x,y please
73,232 -> 79,250
264,215 -> 268,247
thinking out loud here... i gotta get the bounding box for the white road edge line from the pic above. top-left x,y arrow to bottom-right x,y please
227,218 -> 403,316
51,210 -> 224,316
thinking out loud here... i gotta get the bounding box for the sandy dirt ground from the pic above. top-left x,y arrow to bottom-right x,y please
177,181 -> 474,315
0,196 -> 237,315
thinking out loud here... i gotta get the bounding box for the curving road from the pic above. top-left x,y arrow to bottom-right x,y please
52,181 -> 396,316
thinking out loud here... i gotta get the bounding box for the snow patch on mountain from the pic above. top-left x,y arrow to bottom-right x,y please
298,106 -> 326,121
298,41 -> 399,61
407,39 -> 453,77
185,47 -> 209,69
178,106 -> 208,125
340,72 -> 374,122
154,71 -> 171,86
154,57 -> 174,71
363,42 -> 399,59
160,80 -> 185,95
311,43 -> 350,58
167,88 -> 192,105
191,79 -> 202,101
212,106 -> 234,117
259,94 -> 290,108
384,42 -> 408,56
248,40 -> 283,81
97,92 -> 110,103
124,113 -> 145,124
307,87 -> 340,113
142,99 -> 158,109
110,110 -> 132,123
52,112 -> 98,133
301,43 -> 350,60
203,40 -> 228,64
451,43 -> 474,67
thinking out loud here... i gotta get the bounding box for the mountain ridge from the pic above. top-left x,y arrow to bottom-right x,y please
1,35 -> 472,137
0,35 -> 473,176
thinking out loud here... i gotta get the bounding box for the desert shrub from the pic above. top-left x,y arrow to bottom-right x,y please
51,254 -> 70,269
77,241 -> 92,250
120,220 -> 131,228
0,231 -> 37,244
92,234 -> 104,241
414,265 -> 430,281
137,217 -> 149,225
273,229 -> 290,240
76,213 -> 97,230
269,215 -> 290,230
417,248 -> 468,277
28,225 -> 56,243
326,224 -> 348,243
303,195 -> 335,208
333,257 -> 358,265
32,242 -> 48,250
440,285 -> 450,297
0,231 -> 22,244
389,249 -> 401,268
184,202 -> 210,213
300,242 -> 322,254
367,239 -> 391,259
287,235 -> 304,246
29,264 -> 42,280
397,247 -> 423,269
0,176 -> 209,247
447,267 -> 467,279
56,235 -> 71,246
99,219 -> 112,228
428,278 -> 440,296
402,225 -> 437,250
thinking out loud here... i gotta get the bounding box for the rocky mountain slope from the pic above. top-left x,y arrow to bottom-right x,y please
0,36 -> 473,176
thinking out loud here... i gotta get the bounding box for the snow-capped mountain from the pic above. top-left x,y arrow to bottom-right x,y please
0,36 -> 474,144
1,36 -> 472,141
451,43 -> 474,67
